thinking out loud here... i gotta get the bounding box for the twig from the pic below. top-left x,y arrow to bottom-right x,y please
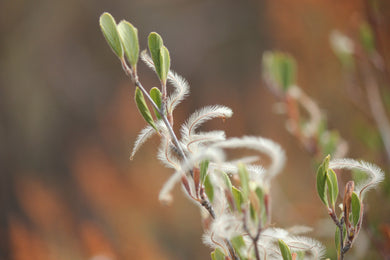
359,61 -> 390,162
121,58 -> 239,260
120,59 -> 188,162
243,209 -> 262,260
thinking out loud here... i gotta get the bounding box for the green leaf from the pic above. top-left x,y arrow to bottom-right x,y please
204,174 -> 214,202
249,202 -> 257,221
262,52 -> 296,92
117,20 -> 139,68
238,163 -> 250,201
232,186 -> 243,212
296,251 -> 305,260
326,169 -> 339,208
99,12 -> 123,58
351,192 -> 361,227
255,186 -> 267,225
221,171 -> 232,191
150,87 -> 162,120
231,235 -> 246,251
359,22 -> 375,54
159,46 -> 170,85
335,226 -> 341,255
279,55 -> 296,91
255,187 -> 264,203
200,160 -> 210,184
148,33 -> 164,80
278,239 -> 292,260
135,87 -> 157,131
316,155 -> 330,207
211,248 -> 225,260
231,235 -> 247,260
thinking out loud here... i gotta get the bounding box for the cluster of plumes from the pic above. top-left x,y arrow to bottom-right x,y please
131,54 -> 326,259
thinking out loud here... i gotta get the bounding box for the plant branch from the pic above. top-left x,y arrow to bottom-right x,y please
243,209 -> 262,260
120,58 -> 239,260
359,61 -> 390,162
120,59 -> 188,162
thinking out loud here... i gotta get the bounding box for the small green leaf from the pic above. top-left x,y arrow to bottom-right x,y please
99,12 -> 123,58
211,248 -> 225,260
255,187 -> 264,203
279,55 -> 296,91
232,186 -> 243,212
255,186 -> 267,225
326,169 -> 339,208
335,226 -> 341,255
221,171 -> 232,191
231,235 -> 246,251
148,32 -> 164,79
150,87 -> 162,119
296,251 -> 305,260
262,52 -> 296,92
238,163 -> 250,201
159,46 -> 170,85
135,87 -> 157,131
278,239 -> 292,260
231,235 -> 247,260
316,155 -> 330,206
117,20 -> 139,68
351,192 -> 361,227
204,174 -> 214,202
359,22 -> 375,54
200,160 -> 210,184
249,202 -> 257,221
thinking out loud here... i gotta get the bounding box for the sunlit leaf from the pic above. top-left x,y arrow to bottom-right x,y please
211,248 -> 225,260
99,12 -> 123,58
159,46 -> 170,85
326,169 -> 339,208
238,163 -> 250,201
200,160 -> 210,184
148,32 -> 164,80
232,186 -> 243,212
150,87 -> 162,119
351,192 -> 361,227
317,155 -> 330,206
262,52 -> 296,91
135,87 -> 157,131
335,227 -> 341,255
117,20 -> 139,67
221,171 -> 232,191
278,239 -> 292,260
204,174 -> 214,202
231,235 -> 247,260
279,54 -> 296,91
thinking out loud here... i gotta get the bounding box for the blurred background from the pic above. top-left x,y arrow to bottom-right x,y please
1,0 -> 389,259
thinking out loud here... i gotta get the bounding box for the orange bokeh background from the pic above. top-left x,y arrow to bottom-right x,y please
1,0 -> 389,259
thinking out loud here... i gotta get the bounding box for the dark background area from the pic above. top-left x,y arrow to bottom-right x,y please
1,0 -> 389,259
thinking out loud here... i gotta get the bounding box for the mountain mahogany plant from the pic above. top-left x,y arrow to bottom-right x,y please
99,12 -> 384,259
262,51 -> 385,259
261,52 -> 348,162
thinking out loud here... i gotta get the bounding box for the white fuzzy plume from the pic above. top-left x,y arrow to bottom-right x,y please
213,136 -> 286,182
130,120 -> 166,160
167,72 -> 190,113
329,158 -> 384,198
141,51 -> 190,113
180,105 -> 233,143
157,137 -> 181,170
185,130 -> 226,153
258,228 -> 325,259
158,148 -> 224,204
